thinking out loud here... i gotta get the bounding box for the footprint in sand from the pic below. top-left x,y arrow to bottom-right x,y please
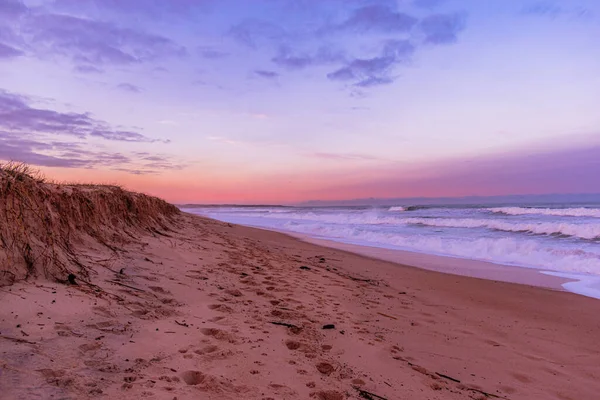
315,390 -> 344,400
285,340 -> 301,350
208,304 -> 233,313
148,286 -> 171,295
181,370 -> 205,385
316,362 -> 335,376
200,328 -> 236,342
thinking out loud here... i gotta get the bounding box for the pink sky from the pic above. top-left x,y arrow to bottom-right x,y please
1,0 -> 599,203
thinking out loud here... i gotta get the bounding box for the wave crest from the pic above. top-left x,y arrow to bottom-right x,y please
489,207 -> 600,218
402,217 -> 600,240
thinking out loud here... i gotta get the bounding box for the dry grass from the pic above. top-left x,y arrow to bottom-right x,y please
0,162 -> 180,286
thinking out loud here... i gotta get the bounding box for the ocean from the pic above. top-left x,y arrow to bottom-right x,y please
181,203 -> 600,298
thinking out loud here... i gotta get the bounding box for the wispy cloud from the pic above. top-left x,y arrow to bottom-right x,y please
413,0 -> 446,9
229,19 -> 287,48
335,4 -> 417,33
522,2 -> 592,19
310,152 -> 382,161
198,45 -> 229,59
420,13 -> 466,45
272,46 -> 346,70
326,40 -> 415,87
0,89 -> 163,143
0,42 -> 23,59
116,83 -> 143,93
254,70 -> 279,79
2,3 -> 187,71
73,65 -> 104,74
0,131 -> 184,172
207,135 -> 243,145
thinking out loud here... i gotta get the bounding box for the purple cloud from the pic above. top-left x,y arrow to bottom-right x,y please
0,42 -> 23,59
198,46 -> 229,59
0,90 -> 161,143
326,40 -> 415,87
327,56 -> 396,83
73,65 -> 104,74
420,13 -> 466,45
116,83 -> 143,93
26,13 -> 186,66
413,0 -> 445,9
311,152 -> 381,161
522,2 -> 592,19
229,20 -> 287,48
272,46 -> 345,70
254,70 -> 279,79
355,76 -> 394,87
0,0 -> 27,19
0,131 -> 184,172
338,5 -> 417,33
52,0 -> 214,18
383,39 -> 416,59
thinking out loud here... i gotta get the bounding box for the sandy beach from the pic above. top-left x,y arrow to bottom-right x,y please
2,206 -> 600,399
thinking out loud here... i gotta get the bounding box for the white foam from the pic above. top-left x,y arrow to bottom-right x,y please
402,217 -> 600,240
541,271 -> 600,300
389,206 -> 406,212
489,207 -> 600,218
281,222 -> 600,275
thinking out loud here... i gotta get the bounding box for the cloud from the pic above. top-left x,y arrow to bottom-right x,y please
0,131 -> 184,172
198,46 -> 229,59
0,89 -> 162,143
24,13 -> 186,67
354,76 -> 394,87
272,46 -> 345,70
326,41 -> 411,87
207,136 -> 242,145
522,2 -> 592,19
0,42 -> 23,59
420,13 -> 466,44
413,0 -> 445,9
116,83 -> 143,93
73,65 -> 103,74
328,56 -> 395,81
52,0 -> 214,18
254,70 -> 279,79
311,152 -> 381,161
229,20 -> 287,48
0,0 -> 27,20
336,4 -> 417,33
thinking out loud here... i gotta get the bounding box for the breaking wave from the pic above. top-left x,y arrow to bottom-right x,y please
489,207 -> 600,218
402,218 -> 600,240
281,222 -> 600,274
388,206 -> 406,212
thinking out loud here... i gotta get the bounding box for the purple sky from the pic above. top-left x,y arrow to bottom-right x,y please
0,0 -> 599,203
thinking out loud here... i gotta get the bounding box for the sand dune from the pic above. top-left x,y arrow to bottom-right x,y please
1,168 -> 600,399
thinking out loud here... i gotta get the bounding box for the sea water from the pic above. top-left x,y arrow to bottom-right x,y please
182,204 -> 600,298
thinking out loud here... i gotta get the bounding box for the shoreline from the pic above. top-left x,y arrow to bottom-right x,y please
195,220 -> 582,296
3,212 -> 600,399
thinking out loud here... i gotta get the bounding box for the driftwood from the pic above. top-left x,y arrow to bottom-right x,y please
377,312 -> 398,320
270,321 -> 303,334
436,372 -> 461,383
270,321 -> 299,329
354,387 -> 388,400
467,387 -> 505,399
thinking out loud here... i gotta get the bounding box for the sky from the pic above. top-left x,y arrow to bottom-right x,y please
0,0 -> 599,204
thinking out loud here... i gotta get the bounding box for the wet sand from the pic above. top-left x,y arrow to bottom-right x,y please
2,212 -> 600,399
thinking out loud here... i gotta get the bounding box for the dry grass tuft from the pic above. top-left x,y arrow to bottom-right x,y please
0,162 -> 180,286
